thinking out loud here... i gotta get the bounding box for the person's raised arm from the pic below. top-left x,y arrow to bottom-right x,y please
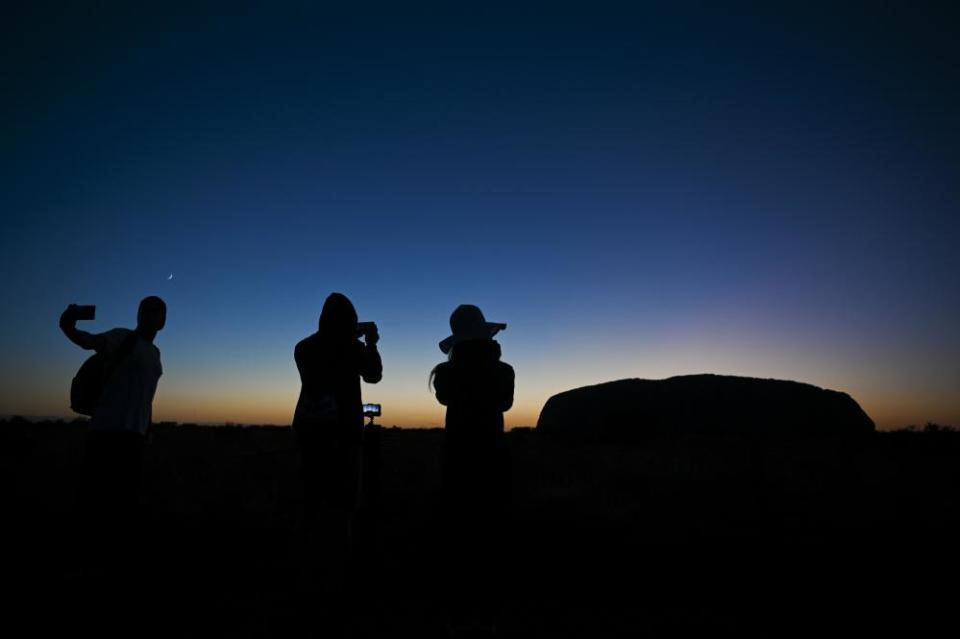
359,327 -> 382,384
294,339 -> 307,377
59,305 -> 105,351
498,364 -> 515,412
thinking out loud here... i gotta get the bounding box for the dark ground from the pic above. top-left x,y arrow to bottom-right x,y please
3,418 -> 959,637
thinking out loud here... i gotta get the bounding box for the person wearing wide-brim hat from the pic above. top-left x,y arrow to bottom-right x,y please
430,304 -> 514,633
438,304 -> 507,355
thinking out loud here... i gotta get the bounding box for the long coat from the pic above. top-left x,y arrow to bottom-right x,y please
432,348 -> 514,512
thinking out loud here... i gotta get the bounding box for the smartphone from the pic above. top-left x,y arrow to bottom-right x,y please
74,305 -> 96,321
362,403 -> 381,417
357,321 -> 376,337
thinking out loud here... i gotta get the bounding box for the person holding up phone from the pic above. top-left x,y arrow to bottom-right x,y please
59,297 -> 166,599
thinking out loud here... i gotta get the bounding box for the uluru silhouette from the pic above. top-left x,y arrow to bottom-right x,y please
537,374 -> 875,441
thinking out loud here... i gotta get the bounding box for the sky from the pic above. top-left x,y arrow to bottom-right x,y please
2,2 -> 958,429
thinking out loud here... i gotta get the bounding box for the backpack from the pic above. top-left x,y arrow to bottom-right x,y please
70,331 -> 138,417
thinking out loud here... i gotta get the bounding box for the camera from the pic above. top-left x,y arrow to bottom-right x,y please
357,321 -> 377,338
362,403 -> 381,417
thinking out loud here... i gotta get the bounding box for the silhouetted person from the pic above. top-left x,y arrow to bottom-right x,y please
293,292 -> 381,619
59,297 -> 165,628
431,304 -> 514,636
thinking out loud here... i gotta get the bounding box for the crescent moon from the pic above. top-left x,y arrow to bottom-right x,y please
168,273 -> 174,280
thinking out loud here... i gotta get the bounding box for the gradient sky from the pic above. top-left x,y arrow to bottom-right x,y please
3,2 -> 958,429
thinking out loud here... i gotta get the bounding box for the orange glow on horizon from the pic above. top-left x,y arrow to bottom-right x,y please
6,389 -> 957,431
2,341 -> 956,430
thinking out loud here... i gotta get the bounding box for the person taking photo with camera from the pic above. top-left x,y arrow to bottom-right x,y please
292,292 -> 382,624
430,304 -> 514,636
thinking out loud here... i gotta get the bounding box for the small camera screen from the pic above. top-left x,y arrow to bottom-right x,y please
362,403 -> 381,417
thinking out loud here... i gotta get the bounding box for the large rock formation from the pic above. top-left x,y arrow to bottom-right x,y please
536,374 -> 874,441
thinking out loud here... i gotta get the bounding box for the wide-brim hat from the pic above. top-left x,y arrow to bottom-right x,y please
439,304 -> 506,354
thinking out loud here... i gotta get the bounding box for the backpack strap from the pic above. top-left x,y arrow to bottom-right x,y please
106,330 -> 140,381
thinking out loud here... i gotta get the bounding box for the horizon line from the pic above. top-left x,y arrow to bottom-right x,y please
0,414 -> 538,430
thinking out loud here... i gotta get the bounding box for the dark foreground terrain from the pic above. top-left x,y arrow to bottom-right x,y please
4,418 -> 959,637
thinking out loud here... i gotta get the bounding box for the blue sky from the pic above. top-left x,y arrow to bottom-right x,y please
3,2 -> 958,427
